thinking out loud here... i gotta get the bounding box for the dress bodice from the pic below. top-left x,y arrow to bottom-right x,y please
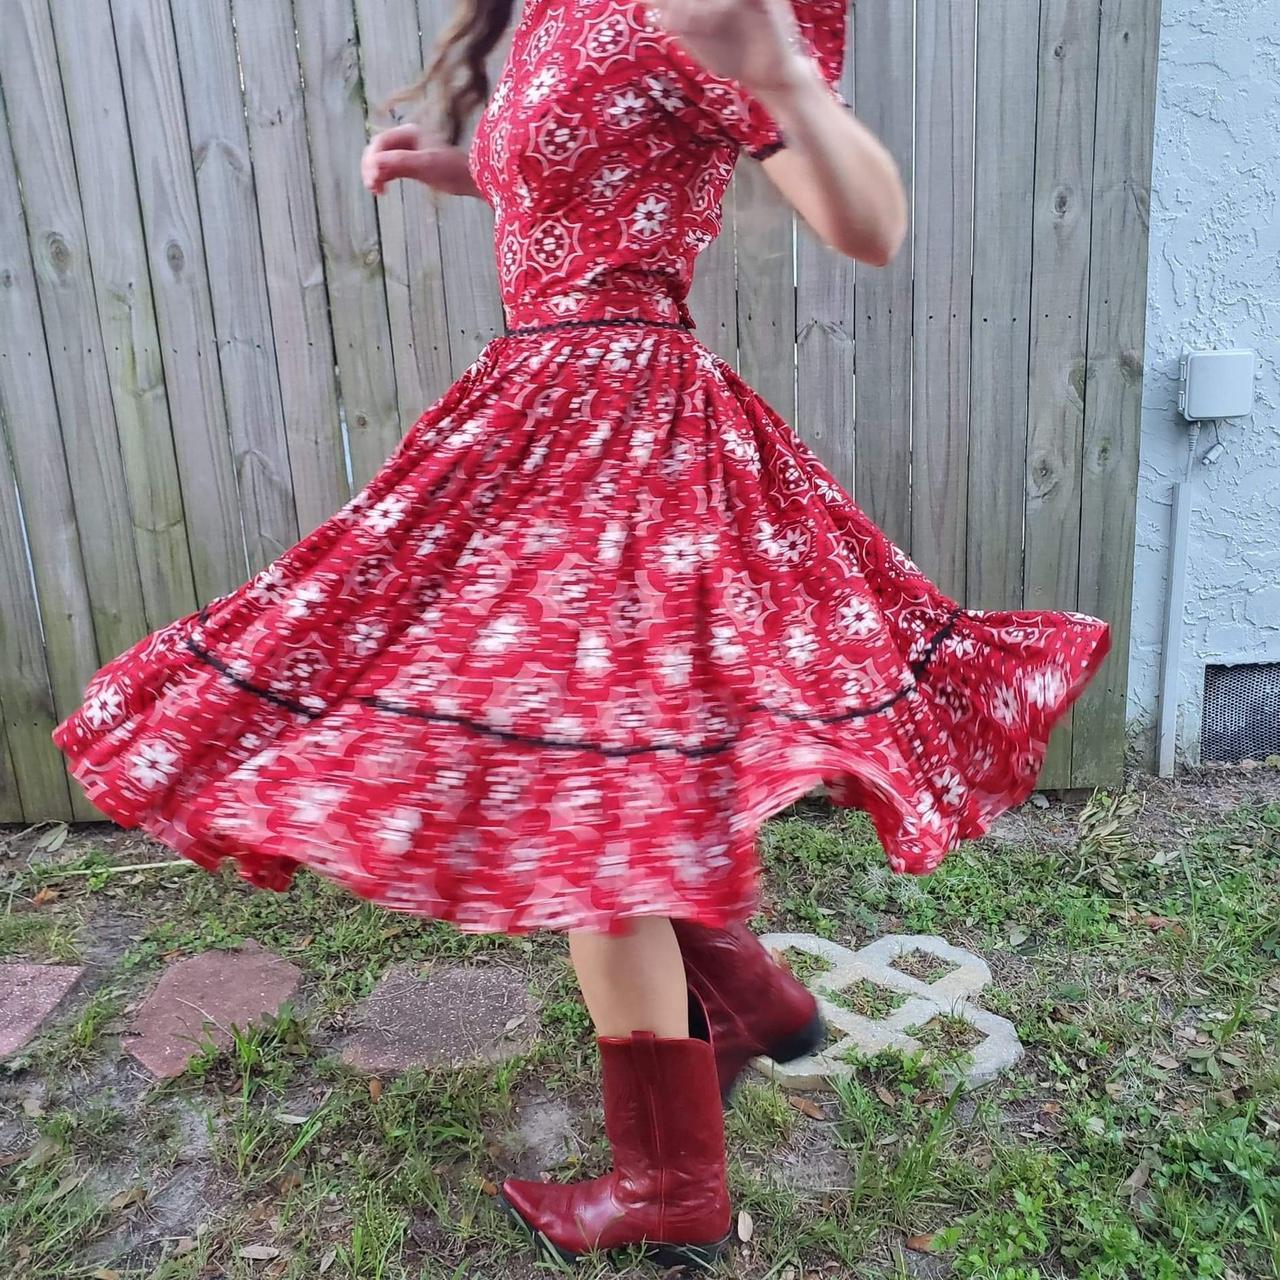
468,0 -> 846,329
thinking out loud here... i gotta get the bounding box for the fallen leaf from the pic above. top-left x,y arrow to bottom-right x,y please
368,1077 -> 383,1102
171,1237 -> 197,1258
237,1244 -> 281,1261
275,1113 -> 310,1126
1104,1081 -> 1124,1100
22,1096 -> 44,1119
1008,926 -> 1029,947
1139,914 -> 1186,938
1121,1159 -> 1152,1194
21,1136 -> 61,1169
91,1269 -> 121,1280
905,1234 -> 936,1253
737,1209 -> 755,1243
318,1247 -> 337,1275
1152,1053 -> 1180,1070
41,1172 -> 88,1205
1085,1116 -> 1107,1136
35,823 -> 68,851
875,1085 -> 896,1107
503,1013 -> 528,1034
481,1179 -> 499,1197
789,1096 -> 824,1120
107,1186 -> 146,1212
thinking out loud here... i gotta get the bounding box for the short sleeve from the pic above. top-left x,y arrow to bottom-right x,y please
662,0 -> 848,160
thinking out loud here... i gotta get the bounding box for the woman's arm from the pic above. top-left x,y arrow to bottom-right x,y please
361,123 -> 484,199
756,59 -> 908,267
650,0 -> 908,266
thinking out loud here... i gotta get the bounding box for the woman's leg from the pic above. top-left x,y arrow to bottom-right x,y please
568,915 -> 689,1039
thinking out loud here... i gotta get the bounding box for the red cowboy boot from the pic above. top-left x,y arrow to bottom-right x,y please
501,1025 -> 733,1269
673,919 -> 825,1101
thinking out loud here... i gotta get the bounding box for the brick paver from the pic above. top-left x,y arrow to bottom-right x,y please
124,942 -> 302,1078
0,963 -> 83,1057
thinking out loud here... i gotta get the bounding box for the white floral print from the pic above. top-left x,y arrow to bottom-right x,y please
129,739 -> 178,791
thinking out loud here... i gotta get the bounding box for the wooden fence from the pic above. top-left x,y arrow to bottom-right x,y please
0,0 -> 1160,823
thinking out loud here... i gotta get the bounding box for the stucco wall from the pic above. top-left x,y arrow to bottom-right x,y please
1128,0 -> 1280,766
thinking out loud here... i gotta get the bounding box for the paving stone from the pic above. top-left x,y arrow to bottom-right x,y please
124,942 -> 301,1078
0,963 -> 83,1058
755,932 -> 1023,1092
341,963 -> 538,1074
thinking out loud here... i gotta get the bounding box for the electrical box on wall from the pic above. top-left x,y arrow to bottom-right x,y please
1178,348 -> 1257,421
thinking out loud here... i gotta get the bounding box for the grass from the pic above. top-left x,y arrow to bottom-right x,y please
2,777 -> 1279,1278
823,978 -> 909,1020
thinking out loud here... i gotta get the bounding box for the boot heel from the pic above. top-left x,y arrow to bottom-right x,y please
765,1011 -> 826,1064
648,1231 -> 735,1271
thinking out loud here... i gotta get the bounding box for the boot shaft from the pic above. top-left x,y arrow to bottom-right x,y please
598,1030 -> 730,1226
674,920 -> 818,1061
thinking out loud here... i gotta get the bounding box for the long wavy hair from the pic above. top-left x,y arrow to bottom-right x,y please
384,0 -> 517,142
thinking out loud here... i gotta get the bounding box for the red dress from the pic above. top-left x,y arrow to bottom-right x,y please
53,0 -> 1109,934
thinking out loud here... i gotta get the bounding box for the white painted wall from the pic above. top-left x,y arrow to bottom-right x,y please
1128,0 -> 1280,766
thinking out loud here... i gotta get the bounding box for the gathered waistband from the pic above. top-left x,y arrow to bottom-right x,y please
505,315 -> 694,338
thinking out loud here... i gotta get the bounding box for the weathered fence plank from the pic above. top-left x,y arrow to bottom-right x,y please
688,190 -> 738,366
852,0 -> 914,549
0,721 -> 21,822
967,0 -> 1040,612
0,436 -> 71,823
736,163 -> 795,425
0,102 -> 99,822
418,0 -> 505,364
108,0 -> 250,603
911,0 -> 977,601
45,0 -> 198,634
233,0 -> 351,533
170,0 -> 301,573
1024,0 -> 1102,786
1072,0 -> 1162,784
795,15 -> 856,491
355,0 -> 456,421
295,0 -> 404,489
0,0 -> 151,663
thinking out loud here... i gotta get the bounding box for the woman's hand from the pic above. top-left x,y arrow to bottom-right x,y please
646,0 -> 811,96
650,0 -> 907,267
361,124 -> 482,198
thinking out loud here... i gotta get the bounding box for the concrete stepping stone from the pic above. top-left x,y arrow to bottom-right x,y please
0,963 -> 83,1058
754,932 -> 1023,1092
124,942 -> 301,1078
341,963 -> 538,1074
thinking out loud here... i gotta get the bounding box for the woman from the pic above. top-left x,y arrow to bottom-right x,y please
55,0 -> 1109,1268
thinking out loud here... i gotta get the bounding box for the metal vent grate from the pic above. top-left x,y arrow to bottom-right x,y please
1202,663 -> 1280,764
